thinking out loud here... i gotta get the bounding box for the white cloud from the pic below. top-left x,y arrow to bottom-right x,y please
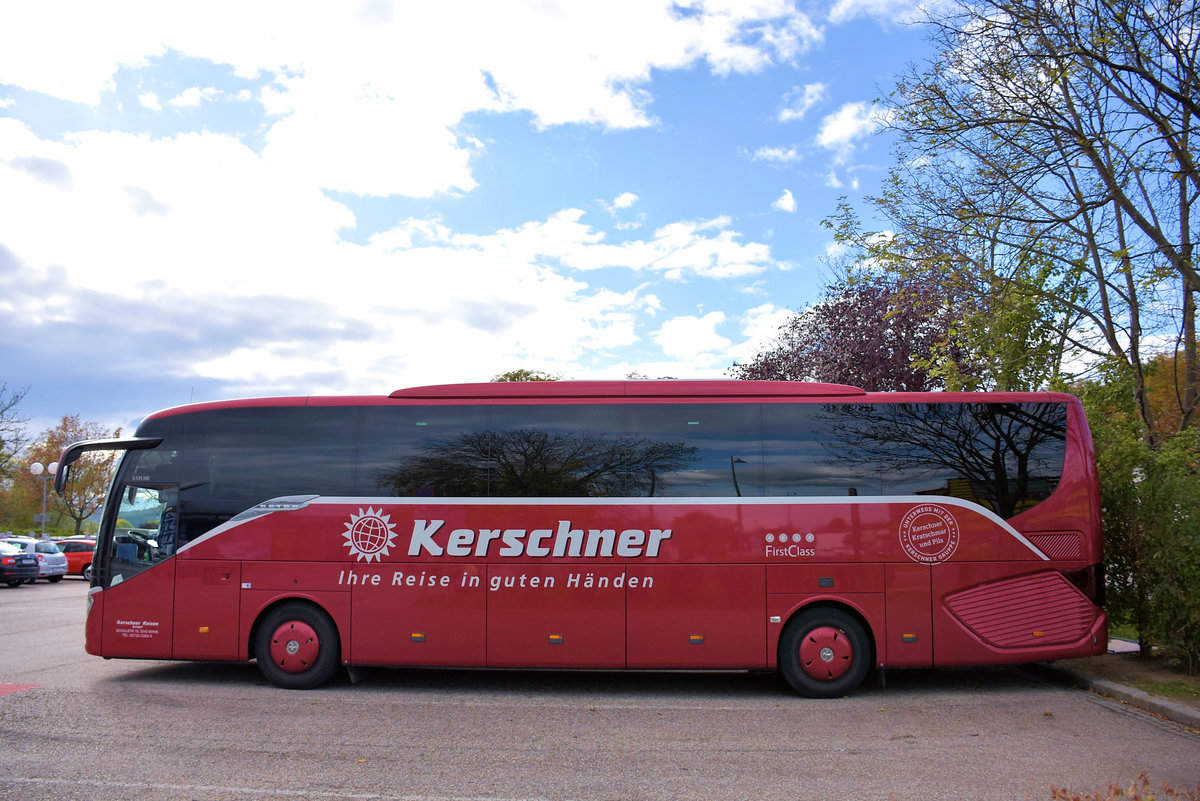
829,0 -> 926,24
815,101 -> 890,164
771,189 -> 797,212
779,82 -> 827,122
612,192 -> 639,209
825,240 -> 849,260
0,1 -> 825,199
0,113 -> 793,398
727,302 -> 793,362
0,119 -> 354,299
652,311 -> 731,361
602,192 -> 645,229
168,86 -> 224,107
747,145 -> 803,164
499,212 -> 781,280
0,1 -> 834,410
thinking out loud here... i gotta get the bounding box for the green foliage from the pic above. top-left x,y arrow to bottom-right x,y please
1137,429 -> 1200,673
854,0 -> 1200,427
821,202 -> 1072,392
492,369 -> 561,382
1079,366 -> 1200,673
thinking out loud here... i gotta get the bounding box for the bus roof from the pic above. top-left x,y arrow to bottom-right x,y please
139,380 -> 1078,421
388,380 -> 867,399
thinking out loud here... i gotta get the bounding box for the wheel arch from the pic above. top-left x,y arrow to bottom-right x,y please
244,593 -> 348,664
774,597 -> 879,670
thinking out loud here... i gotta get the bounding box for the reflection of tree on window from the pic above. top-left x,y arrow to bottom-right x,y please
375,429 -> 697,498
822,402 -> 1067,518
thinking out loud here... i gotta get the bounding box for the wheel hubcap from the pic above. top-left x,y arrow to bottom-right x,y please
799,626 -> 853,681
269,620 -> 319,673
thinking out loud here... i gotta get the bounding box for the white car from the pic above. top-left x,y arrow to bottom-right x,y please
1,537 -> 68,582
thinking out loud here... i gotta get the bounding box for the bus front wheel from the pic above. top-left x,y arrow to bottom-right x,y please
778,607 -> 871,698
254,602 -> 341,690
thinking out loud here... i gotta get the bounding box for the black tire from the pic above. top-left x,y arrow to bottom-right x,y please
253,602 -> 341,690
48,575 -> 63,583
82,564 -> 92,581
5,581 -> 20,588
778,607 -> 871,698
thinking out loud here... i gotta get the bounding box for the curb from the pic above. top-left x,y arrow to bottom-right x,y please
1026,662 -> 1200,731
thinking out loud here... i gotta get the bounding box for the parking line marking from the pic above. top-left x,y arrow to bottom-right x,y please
0,683 -> 42,696
3,778 -> 550,800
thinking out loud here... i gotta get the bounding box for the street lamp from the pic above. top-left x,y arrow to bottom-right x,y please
730,457 -> 746,497
29,461 -> 58,537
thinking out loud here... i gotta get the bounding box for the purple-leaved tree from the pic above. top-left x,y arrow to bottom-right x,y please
729,275 -> 972,391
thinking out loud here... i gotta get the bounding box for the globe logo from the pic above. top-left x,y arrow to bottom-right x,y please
343,507 -> 397,562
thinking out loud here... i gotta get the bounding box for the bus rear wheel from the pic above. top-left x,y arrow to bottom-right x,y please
778,608 -> 870,698
254,602 -> 340,690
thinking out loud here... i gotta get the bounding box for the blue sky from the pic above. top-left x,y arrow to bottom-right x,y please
1,0 -> 928,438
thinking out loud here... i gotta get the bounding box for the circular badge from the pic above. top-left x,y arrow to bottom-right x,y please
898,504 -> 960,564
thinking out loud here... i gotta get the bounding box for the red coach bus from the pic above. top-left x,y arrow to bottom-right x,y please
56,380 -> 1106,697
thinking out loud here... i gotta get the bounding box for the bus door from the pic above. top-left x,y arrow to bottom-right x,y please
99,480 -> 178,659
172,554 -> 241,661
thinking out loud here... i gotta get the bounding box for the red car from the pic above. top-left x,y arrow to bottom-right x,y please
57,538 -> 97,580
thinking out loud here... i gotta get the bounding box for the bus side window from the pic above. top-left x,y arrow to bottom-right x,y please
626,404 -> 763,497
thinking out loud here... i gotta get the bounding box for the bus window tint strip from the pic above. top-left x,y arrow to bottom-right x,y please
140,401 -> 1067,549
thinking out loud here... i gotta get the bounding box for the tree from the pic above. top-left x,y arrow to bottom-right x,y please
1143,344 -> 1200,442
1078,363 -> 1200,669
492,369 -> 561,382
851,0 -> 1198,439
377,429 -> 696,497
0,382 -> 29,481
23,415 -> 121,536
826,204 -> 1081,392
729,273 -> 975,391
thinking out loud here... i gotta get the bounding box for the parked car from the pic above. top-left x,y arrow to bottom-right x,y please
57,537 -> 97,580
0,541 -> 39,586
1,537 -> 68,582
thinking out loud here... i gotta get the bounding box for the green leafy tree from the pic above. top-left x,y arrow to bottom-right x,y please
24,415 -> 121,537
1078,362 -> 1200,670
492,369 -> 561,382
0,384 -> 32,532
0,382 -> 29,482
825,204 -> 1081,392
849,0 -> 1198,435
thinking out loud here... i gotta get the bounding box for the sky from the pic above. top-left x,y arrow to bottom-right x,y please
1,0 -> 930,439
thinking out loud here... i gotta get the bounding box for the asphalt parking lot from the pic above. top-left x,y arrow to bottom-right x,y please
2,578 -> 1198,801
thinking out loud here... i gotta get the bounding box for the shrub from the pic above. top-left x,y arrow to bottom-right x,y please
1080,375 -> 1200,673
1050,772 -> 1200,800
